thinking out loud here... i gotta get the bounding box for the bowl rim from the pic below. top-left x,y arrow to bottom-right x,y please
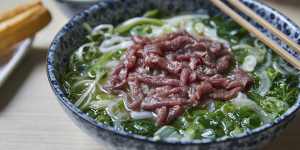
47,0 -> 300,145
55,0 -> 98,4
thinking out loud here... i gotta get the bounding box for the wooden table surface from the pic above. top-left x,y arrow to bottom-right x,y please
0,0 -> 299,150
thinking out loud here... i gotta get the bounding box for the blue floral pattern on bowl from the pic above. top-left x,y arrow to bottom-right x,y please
47,0 -> 300,149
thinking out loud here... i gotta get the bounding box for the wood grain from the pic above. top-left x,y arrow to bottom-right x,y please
0,49 -> 104,150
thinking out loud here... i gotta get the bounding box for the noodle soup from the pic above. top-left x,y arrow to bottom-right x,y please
61,10 -> 300,141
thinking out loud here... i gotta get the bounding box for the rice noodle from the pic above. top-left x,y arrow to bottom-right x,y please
258,52 -> 272,71
203,27 -> 228,44
106,98 -> 130,121
257,70 -> 271,96
105,60 -> 120,68
115,17 -> 164,34
272,61 -> 288,75
232,44 -> 267,64
74,71 -> 102,108
130,25 -> 176,37
204,27 -> 217,39
130,111 -> 154,119
76,87 -> 95,109
158,25 -> 177,36
231,92 -> 271,123
277,58 -> 299,75
118,91 -> 132,111
185,21 -> 198,38
89,100 -> 113,110
241,55 -> 257,72
114,90 -> 154,120
92,24 -> 114,36
113,120 -> 123,131
76,42 -> 96,61
99,36 -> 133,53
72,79 -> 93,89
149,26 -> 163,37
231,44 -> 252,50
254,39 -> 265,49
154,126 -> 183,141
206,100 -> 216,112
165,14 -> 208,28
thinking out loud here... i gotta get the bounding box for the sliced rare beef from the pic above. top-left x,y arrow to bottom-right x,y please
109,31 -> 253,125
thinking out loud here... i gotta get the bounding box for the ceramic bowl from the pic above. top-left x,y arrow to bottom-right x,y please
47,0 -> 300,149
54,0 -> 98,17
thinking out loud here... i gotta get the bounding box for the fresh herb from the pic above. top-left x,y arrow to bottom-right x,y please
123,119 -> 158,137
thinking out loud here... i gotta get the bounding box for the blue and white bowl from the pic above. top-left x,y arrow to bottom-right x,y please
47,0 -> 300,149
54,0 -> 98,17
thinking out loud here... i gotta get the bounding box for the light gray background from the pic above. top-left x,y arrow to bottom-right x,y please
0,0 -> 299,149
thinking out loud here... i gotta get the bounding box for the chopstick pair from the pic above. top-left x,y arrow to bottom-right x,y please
0,0 -> 51,57
210,0 -> 300,70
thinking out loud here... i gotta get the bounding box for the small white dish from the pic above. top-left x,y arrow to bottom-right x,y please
0,38 -> 33,87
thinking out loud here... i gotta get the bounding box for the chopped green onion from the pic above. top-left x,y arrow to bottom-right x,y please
154,126 -> 182,140
83,22 -> 93,33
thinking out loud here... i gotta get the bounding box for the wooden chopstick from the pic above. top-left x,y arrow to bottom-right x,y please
227,0 -> 300,55
0,0 -> 51,57
210,0 -> 300,70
